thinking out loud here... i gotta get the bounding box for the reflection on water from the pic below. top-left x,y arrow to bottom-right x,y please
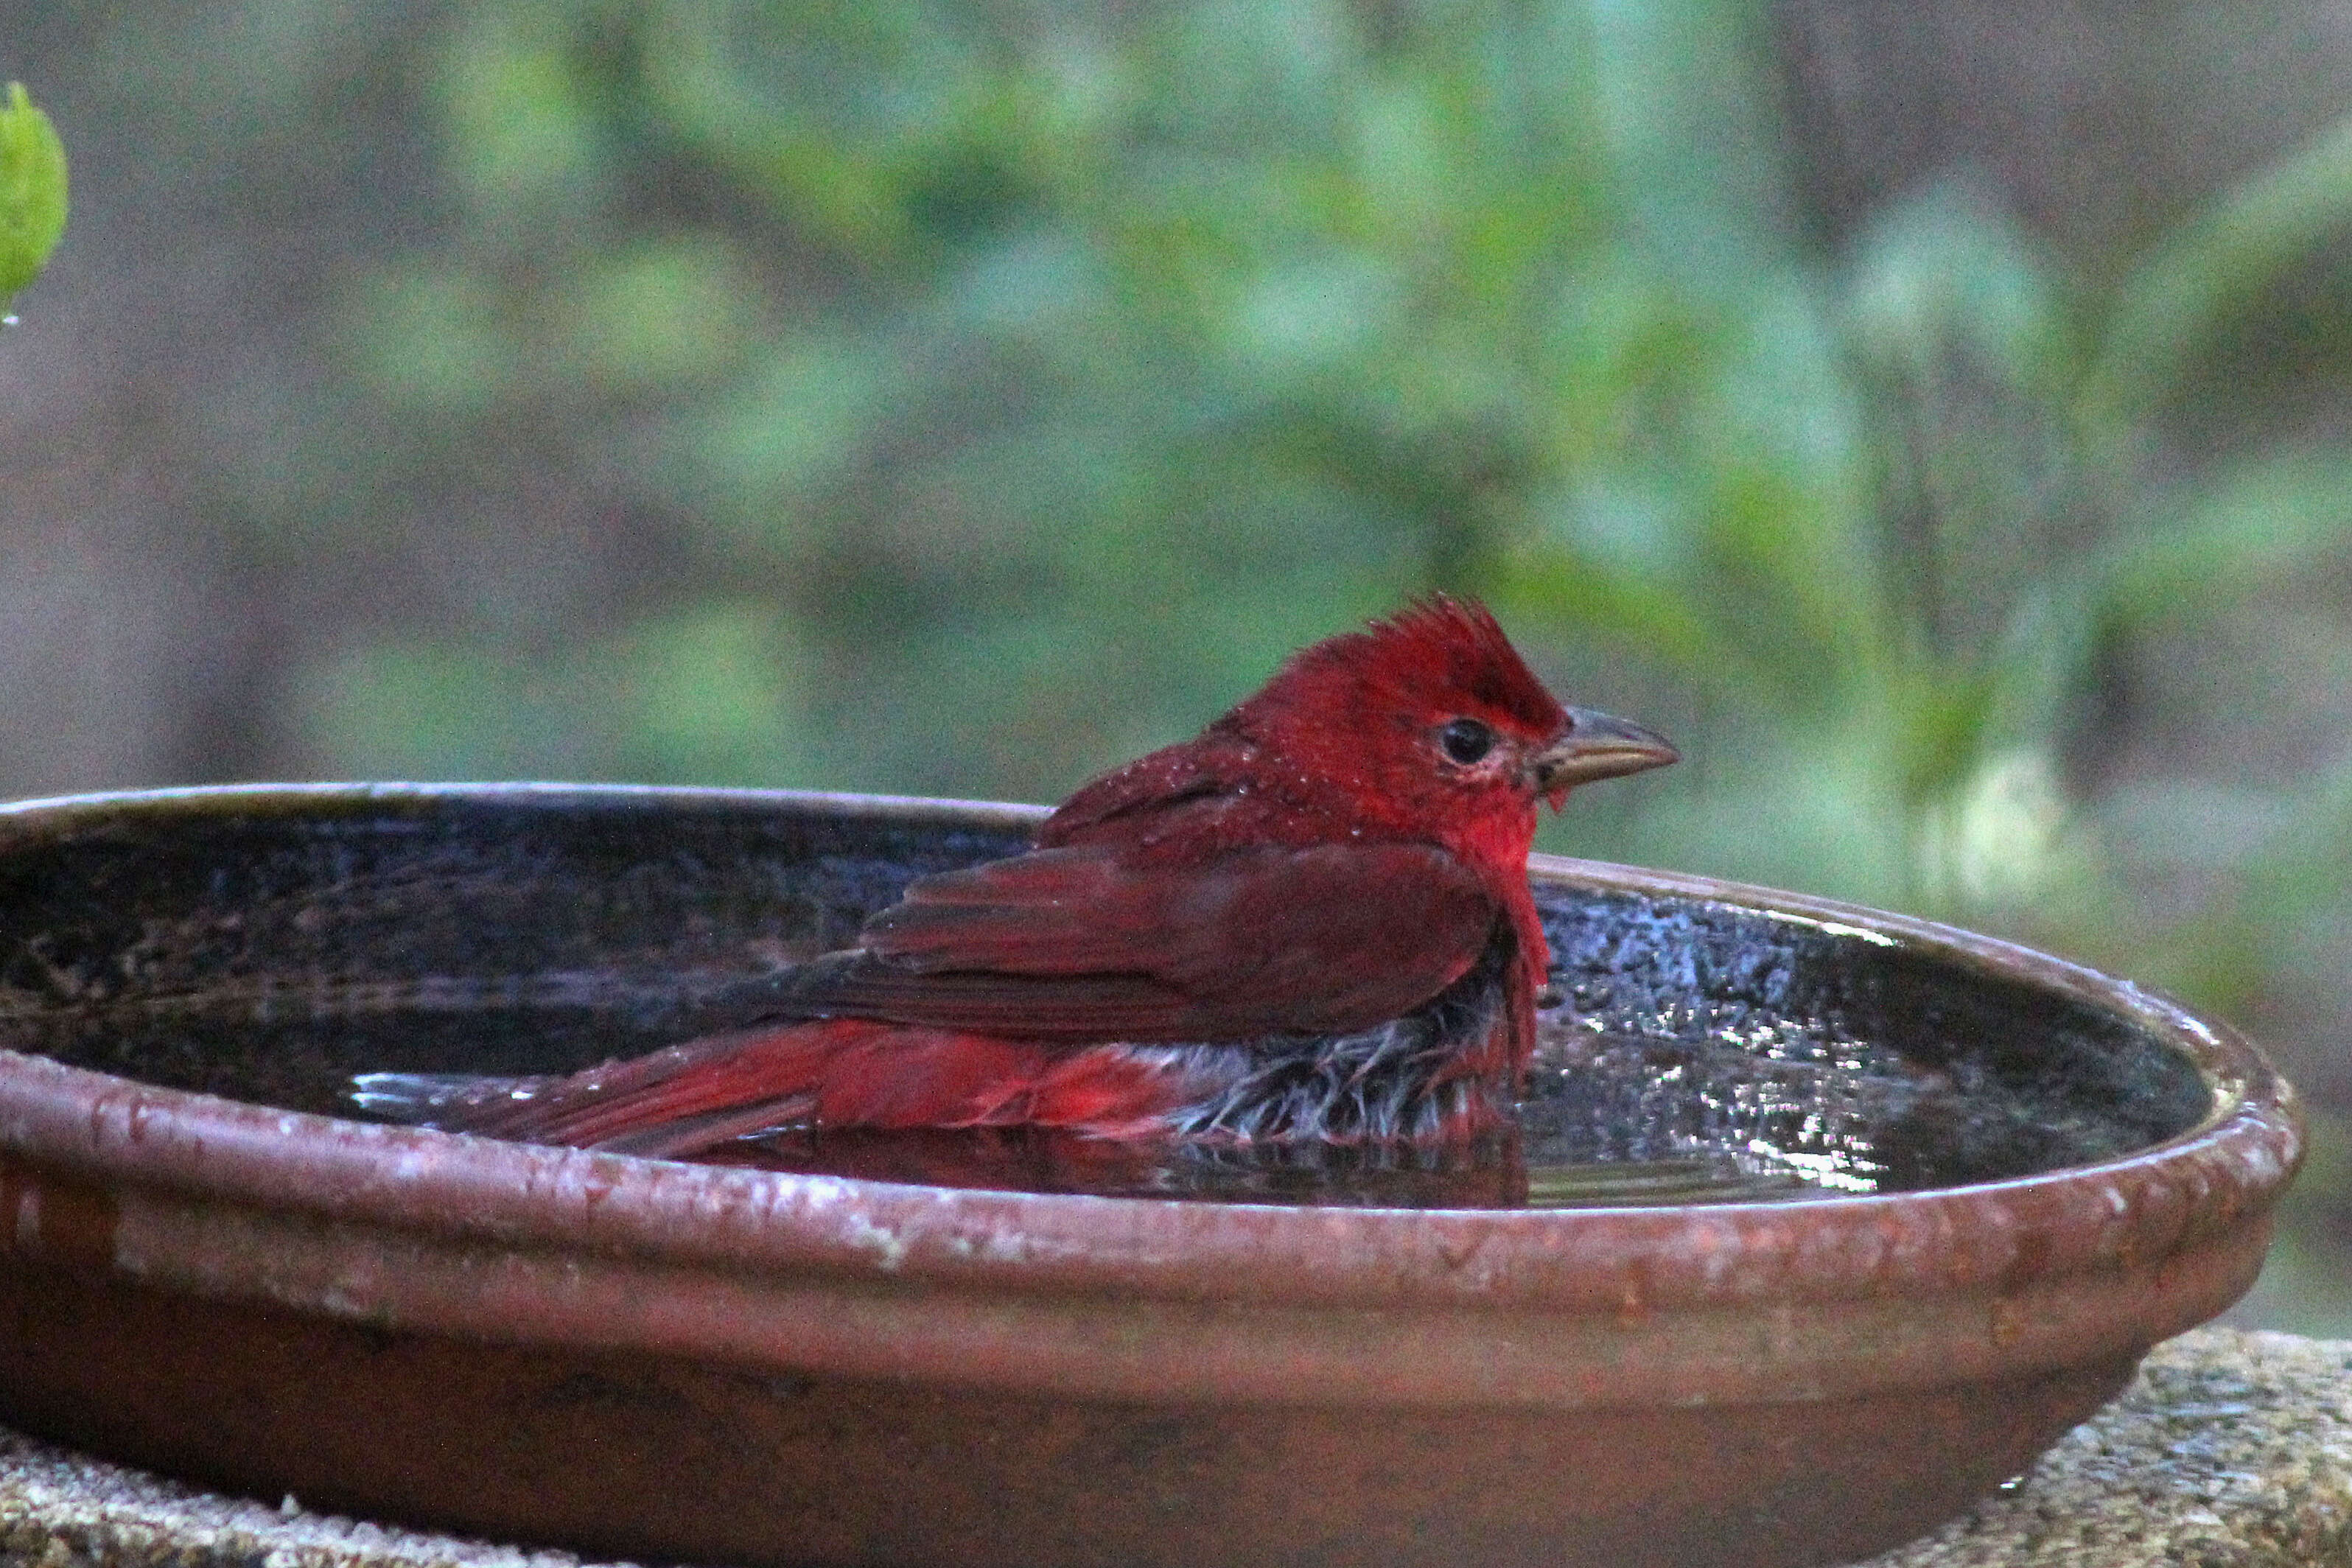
690,1028 -> 1878,1207
700,1122 -> 1848,1209
696,985 -> 2188,1209
696,1015 -> 1937,1210
704,1125 -> 1537,1208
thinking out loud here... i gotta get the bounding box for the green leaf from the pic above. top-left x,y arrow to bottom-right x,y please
2084,108 -> 2352,422
1982,452 -> 2352,746
436,15 -> 599,214
1494,531 -> 1729,685
1844,184 -> 2068,391
0,83 -> 69,301
687,330 -> 904,536
2093,452 -> 2352,626
556,239 -> 763,391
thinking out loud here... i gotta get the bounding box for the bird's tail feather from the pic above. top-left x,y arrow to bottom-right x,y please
349,1018 -> 1208,1158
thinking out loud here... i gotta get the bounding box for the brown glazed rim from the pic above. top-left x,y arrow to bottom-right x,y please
0,783 -> 2306,1413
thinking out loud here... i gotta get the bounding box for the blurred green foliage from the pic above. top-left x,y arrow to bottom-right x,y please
301,0 -> 2352,1322
0,81 -> 68,304
332,0 -> 1830,807
320,0 -> 2352,939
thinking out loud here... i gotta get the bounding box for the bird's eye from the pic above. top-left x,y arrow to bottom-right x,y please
1439,718 -> 1496,765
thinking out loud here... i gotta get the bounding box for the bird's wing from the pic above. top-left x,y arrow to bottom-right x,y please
756,841 -> 1499,1043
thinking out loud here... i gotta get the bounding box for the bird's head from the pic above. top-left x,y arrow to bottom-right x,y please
1226,598 -> 1677,857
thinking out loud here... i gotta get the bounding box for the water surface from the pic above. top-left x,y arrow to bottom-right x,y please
0,789 -> 2213,1208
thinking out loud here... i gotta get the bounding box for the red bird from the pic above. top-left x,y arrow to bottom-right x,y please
355,600 -> 1675,1159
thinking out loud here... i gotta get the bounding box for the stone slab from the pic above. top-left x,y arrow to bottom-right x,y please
1861,1329 -> 2352,1567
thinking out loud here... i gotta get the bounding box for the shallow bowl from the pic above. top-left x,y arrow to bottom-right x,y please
0,784 -> 2303,1568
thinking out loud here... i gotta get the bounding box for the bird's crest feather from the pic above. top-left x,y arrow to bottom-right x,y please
1235,595 -> 1565,742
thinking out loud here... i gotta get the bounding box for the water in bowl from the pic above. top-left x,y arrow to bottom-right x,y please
0,795 -> 2213,1210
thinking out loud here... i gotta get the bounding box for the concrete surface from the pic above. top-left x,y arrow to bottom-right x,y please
1859,1329 -> 2352,1567
1,1327 -> 2347,1567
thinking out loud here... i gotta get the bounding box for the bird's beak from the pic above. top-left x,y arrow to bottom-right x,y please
1530,707 -> 1679,808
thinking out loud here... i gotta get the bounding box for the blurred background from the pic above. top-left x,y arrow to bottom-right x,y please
5,0 -> 2352,1327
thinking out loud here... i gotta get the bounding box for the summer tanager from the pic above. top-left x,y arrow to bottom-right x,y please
355,598 -> 1674,1158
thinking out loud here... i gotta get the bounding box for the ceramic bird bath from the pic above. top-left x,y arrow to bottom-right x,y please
0,784 -> 2301,1568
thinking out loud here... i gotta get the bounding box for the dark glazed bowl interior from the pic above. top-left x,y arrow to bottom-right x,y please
0,784 -> 2303,1568
0,783 -> 2213,1204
